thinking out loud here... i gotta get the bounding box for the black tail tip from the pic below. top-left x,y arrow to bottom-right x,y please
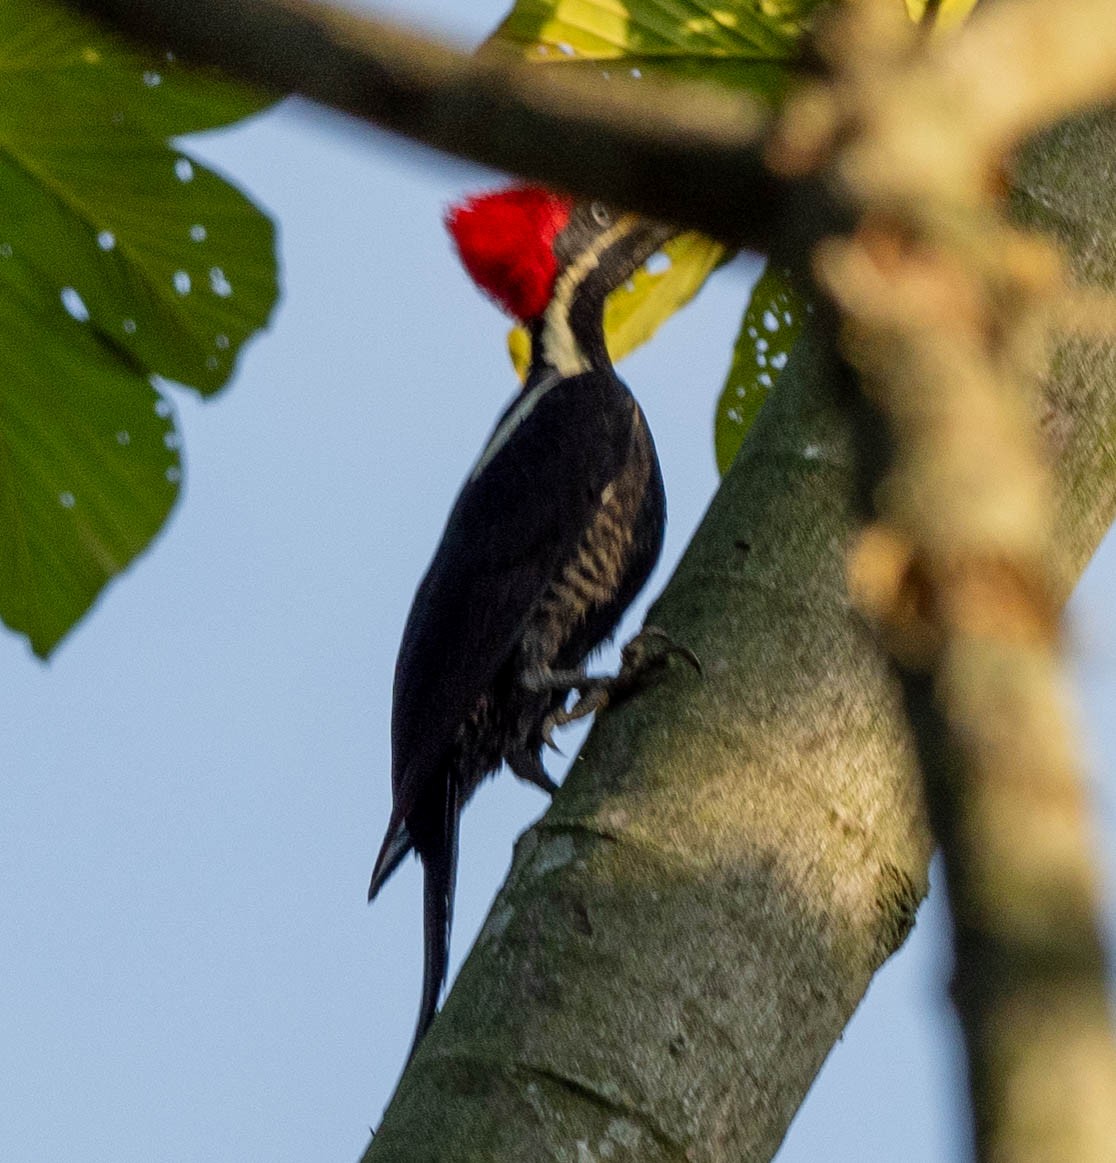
368,820 -> 413,903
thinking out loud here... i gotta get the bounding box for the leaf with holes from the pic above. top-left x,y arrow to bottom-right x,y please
0,0 -> 278,656
714,264 -> 806,474
509,232 -> 724,378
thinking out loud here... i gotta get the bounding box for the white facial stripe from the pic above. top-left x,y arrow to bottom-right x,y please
540,215 -> 638,376
470,372 -> 560,481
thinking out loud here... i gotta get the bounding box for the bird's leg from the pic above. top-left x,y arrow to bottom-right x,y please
520,665 -> 589,693
525,626 -> 701,746
519,663 -> 591,750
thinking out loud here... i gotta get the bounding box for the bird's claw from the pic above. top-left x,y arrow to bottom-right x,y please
530,628 -> 699,750
541,720 -> 564,754
620,625 -> 703,680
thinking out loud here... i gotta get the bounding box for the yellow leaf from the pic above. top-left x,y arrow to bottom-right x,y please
486,0 -> 823,92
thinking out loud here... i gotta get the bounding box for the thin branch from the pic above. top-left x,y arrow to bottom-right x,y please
68,0 -> 785,248
68,0 -> 1116,263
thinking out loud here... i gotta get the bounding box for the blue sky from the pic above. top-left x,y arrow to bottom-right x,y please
2,2 -> 1113,1160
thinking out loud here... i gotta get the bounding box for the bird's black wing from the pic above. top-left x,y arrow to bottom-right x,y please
390,369 -> 634,815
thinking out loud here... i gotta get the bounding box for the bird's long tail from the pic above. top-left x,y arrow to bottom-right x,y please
409,776 -> 460,1059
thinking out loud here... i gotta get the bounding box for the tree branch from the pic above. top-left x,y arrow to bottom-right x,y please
69,0 -> 1116,279
68,0 -> 787,248
818,4 -> 1116,1158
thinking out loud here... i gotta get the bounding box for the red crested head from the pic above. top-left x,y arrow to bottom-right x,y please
445,186 -> 573,321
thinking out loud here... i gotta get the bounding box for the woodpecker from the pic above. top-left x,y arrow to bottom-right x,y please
369,187 -> 682,1056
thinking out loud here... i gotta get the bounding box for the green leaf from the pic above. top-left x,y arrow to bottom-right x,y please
0,249 -> 181,656
0,0 -> 279,656
714,263 -> 806,474
509,232 -> 725,378
0,0 -> 264,135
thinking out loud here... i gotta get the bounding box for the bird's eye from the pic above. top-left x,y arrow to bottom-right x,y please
590,202 -> 612,228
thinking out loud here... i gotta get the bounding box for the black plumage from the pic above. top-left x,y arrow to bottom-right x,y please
369,196 -> 678,1055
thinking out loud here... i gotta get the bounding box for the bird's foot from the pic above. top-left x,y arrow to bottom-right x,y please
536,626 -> 701,744
618,625 -> 702,686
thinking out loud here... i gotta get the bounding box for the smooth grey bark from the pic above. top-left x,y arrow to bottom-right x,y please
363,109 -> 1116,1163
367,315 -> 928,1163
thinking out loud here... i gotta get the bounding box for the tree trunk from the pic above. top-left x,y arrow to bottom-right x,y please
363,106 -> 1116,1163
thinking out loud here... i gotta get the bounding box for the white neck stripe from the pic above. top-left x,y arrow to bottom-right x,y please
539,215 -> 636,377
